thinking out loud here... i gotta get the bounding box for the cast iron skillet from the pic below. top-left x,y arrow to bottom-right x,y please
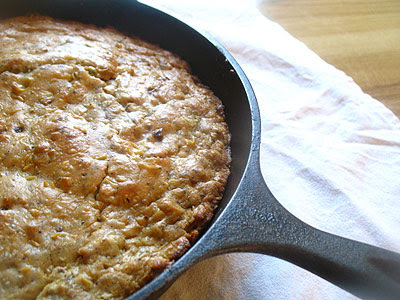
2,1 -> 400,299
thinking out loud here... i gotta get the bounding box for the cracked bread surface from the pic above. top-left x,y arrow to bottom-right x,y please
0,16 -> 231,299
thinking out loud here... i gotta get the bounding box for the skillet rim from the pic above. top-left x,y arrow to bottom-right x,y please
122,2 -> 261,299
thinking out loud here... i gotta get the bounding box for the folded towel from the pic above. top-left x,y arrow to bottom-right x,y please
140,1 -> 400,299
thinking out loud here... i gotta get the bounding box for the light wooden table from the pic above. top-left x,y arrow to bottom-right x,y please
258,0 -> 400,117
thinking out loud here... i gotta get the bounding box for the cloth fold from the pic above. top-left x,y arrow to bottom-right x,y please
140,1 -> 400,299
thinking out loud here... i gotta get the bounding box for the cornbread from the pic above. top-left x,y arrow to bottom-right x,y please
0,16 -> 231,299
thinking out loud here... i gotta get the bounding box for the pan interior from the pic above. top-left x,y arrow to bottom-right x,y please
1,0 -> 254,288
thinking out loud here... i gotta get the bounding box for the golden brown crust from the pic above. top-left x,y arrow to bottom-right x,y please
0,15 -> 231,299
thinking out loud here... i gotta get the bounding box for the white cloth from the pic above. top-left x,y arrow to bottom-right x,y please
140,1 -> 400,299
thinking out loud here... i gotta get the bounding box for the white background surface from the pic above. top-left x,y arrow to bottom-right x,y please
141,1 -> 400,299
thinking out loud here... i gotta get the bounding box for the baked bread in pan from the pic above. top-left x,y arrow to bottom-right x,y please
0,16 -> 230,299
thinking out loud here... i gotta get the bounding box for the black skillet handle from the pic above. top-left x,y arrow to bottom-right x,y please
208,162 -> 400,300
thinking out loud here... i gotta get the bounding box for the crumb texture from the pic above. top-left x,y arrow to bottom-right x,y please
0,16 -> 230,300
